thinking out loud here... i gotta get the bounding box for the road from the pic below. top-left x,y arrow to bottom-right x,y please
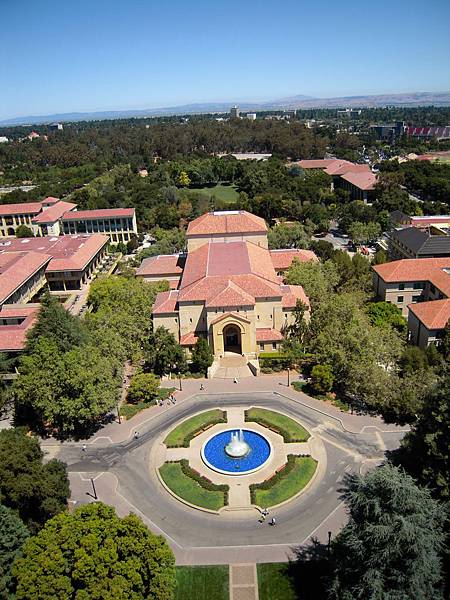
56,390 -> 406,564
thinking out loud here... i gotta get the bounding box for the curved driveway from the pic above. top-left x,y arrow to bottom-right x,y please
57,391 -> 406,564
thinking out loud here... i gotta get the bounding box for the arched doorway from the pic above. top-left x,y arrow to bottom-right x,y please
223,324 -> 242,354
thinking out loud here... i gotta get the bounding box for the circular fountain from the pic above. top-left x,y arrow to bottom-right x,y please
201,428 -> 272,475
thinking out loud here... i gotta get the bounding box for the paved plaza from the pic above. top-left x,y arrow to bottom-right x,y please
44,374 -> 408,565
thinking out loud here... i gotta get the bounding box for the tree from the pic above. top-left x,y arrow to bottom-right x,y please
15,225 -> 34,238
395,374 -> 450,501
286,259 -> 339,306
127,372 -> 160,404
26,294 -> 88,353
13,502 -> 176,600
177,170 -> 191,187
190,337 -> 213,376
0,429 -> 69,533
0,505 -> 29,598
373,249 -> 388,265
268,222 -> 310,250
146,327 -> 186,377
14,338 -> 121,436
310,364 -> 334,394
330,464 -> 446,600
366,301 -> 408,336
347,221 -> 381,245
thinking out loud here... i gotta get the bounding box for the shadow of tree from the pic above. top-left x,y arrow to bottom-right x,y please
286,537 -> 331,599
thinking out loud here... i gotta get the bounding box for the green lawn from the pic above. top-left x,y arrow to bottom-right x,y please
257,563 -> 296,600
176,565 -> 229,600
164,409 -> 226,447
120,387 -> 174,420
189,183 -> 239,203
159,462 -> 227,510
245,408 -> 310,442
253,456 -> 317,507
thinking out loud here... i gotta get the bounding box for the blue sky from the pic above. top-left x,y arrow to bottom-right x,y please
1,0 -> 450,119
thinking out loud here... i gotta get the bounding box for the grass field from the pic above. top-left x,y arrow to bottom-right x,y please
175,565 -> 229,600
257,563 -> 296,600
164,409 -> 226,447
253,456 -> 317,507
159,462 -> 227,510
189,183 -> 239,203
245,408 -> 310,442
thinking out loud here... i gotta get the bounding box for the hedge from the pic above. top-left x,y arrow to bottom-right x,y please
164,410 -> 227,448
179,459 -> 229,505
244,408 -> 309,442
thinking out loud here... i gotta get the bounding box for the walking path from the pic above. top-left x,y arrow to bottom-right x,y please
229,564 -> 259,600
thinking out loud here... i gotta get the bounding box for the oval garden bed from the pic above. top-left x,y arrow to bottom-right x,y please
164,409 -> 227,448
245,408 -> 310,442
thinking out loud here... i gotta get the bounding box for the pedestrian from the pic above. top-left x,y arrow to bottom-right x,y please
82,444 -> 87,452
260,513 -> 266,523
270,517 -> 276,526
233,378 -> 238,384
200,383 -> 204,391
262,508 -> 269,517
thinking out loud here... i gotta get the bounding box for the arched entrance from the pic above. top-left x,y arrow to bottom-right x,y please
223,324 -> 242,354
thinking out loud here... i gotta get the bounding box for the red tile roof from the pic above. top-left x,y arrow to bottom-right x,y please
42,197 -> 60,205
187,211 -> 267,236
0,305 -> 40,352
408,298 -> 450,330
152,290 -> 179,314
0,252 -> 51,303
296,159 -> 336,169
206,281 -> 255,307
32,201 -> 77,223
340,171 -> 377,191
136,254 -> 185,277
373,258 -> 450,297
0,202 -> 42,216
62,208 -> 135,220
270,248 -> 318,270
180,331 -> 199,346
281,284 -> 310,309
325,161 -> 371,176
256,328 -> 283,342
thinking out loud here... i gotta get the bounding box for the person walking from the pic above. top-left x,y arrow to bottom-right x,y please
134,431 -> 139,439
270,517 -> 276,526
82,444 -> 87,452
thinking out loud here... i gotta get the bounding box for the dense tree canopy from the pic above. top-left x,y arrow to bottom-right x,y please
330,464 -> 446,600
0,504 -> 29,598
0,429 -> 69,533
12,502 -> 176,600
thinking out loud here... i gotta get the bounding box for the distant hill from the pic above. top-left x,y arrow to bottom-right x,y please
2,92 -> 449,126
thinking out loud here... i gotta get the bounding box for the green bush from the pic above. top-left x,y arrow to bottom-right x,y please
310,364 -> 334,394
127,372 -> 160,404
179,459 -> 229,505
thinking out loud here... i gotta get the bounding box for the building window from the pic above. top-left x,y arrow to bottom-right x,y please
272,342 -> 277,350
189,318 -> 192,323
430,284 -> 436,294
397,296 -> 404,303
412,295 -> 422,303
398,283 -> 405,290
259,343 -> 264,351
413,282 -> 425,290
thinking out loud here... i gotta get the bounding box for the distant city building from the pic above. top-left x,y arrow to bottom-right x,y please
246,113 -> 257,121
373,258 -> 449,348
390,210 -> 450,231
370,121 -> 405,142
49,123 -> 63,130
0,198 -> 138,243
388,226 -> 450,260
0,136 -> 8,143
0,305 -> 40,354
138,169 -> 148,177
217,152 -> 272,161
27,131 -> 40,140
230,105 -> 240,119
337,109 -> 362,119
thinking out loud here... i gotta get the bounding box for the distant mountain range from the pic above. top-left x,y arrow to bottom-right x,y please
2,92 -> 450,126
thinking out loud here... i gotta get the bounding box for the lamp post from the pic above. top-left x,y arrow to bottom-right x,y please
89,478 -> 98,500
287,367 -> 290,387
117,401 -> 121,424
179,374 -> 182,392
327,531 -> 332,557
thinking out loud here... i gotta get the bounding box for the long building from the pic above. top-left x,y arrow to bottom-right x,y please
150,211 -> 316,371
0,198 -> 137,243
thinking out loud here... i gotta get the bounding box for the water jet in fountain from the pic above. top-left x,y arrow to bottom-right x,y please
225,429 -> 250,458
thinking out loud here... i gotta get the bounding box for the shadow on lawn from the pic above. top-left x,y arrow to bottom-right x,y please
287,537 -> 331,600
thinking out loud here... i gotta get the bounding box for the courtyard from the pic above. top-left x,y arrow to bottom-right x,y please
48,375 -> 407,566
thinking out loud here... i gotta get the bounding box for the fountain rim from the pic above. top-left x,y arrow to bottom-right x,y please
200,427 -> 273,476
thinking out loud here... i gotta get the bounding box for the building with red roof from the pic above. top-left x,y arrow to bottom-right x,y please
0,198 -> 137,243
373,257 -> 450,348
152,211 -> 314,361
0,305 -> 41,353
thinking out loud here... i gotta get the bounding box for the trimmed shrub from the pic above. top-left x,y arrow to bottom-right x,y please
179,459 -> 229,505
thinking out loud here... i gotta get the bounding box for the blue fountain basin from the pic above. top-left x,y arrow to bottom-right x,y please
201,428 -> 272,475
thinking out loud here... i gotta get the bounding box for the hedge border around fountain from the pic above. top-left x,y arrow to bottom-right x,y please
164,409 -> 227,448
244,408 -> 310,443
159,459 -> 229,511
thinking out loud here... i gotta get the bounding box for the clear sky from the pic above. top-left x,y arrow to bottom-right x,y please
1,0 -> 450,119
